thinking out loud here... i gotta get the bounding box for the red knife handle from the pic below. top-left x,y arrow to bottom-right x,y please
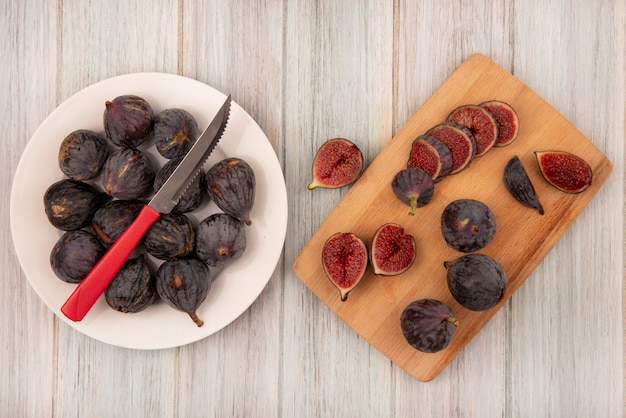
61,205 -> 161,322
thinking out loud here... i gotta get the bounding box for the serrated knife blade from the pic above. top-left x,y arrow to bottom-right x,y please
61,95 -> 232,322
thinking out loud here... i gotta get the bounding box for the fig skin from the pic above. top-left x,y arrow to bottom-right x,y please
308,138 -> 363,190
154,155 -> 207,213
445,253 -> 507,311
407,134 -> 453,182
447,105 -> 498,157
155,257 -> 212,327
400,299 -> 459,353
43,179 -> 110,231
206,158 -> 256,226
58,129 -> 110,181
103,95 -> 154,148
426,122 -> 476,174
322,232 -> 368,302
92,199 -> 145,246
503,156 -> 544,215
144,212 -> 195,261
441,199 -> 496,253
104,254 -> 156,313
370,223 -> 416,276
101,148 -> 156,200
535,150 -> 592,194
195,213 -> 246,269
480,100 -> 520,147
50,229 -> 105,283
153,108 -> 200,159
391,167 -> 435,215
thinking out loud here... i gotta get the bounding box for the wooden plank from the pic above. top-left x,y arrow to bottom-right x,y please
293,54 -> 613,382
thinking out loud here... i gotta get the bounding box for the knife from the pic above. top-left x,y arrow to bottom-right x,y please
61,95 -> 232,322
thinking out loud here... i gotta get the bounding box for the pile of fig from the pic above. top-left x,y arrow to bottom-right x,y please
43,94 -> 256,327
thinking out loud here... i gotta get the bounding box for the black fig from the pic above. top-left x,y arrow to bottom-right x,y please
50,229 -> 105,283
154,155 -> 207,213
400,299 -> 459,353
322,232 -> 368,302
43,179 -> 110,231
144,212 -> 195,261
58,129 -> 110,181
206,158 -> 256,225
92,199 -> 145,246
407,134 -> 453,182
104,254 -> 156,313
535,150 -> 592,194
445,253 -> 507,311
195,213 -> 246,269
370,223 -> 416,276
441,199 -> 496,253
426,123 -> 476,174
101,148 -> 156,200
391,168 -> 434,215
308,138 -> 363,190
480,100 -> 520,147
447,105 -> 498,157
156,257 -> 212,327
503,156 -> 544,214
153,108 -> 200,159
103,95 -> 154,148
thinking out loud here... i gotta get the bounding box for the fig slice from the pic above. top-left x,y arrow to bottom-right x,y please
322,232 -> 368,302
480,100 -> 520,147
504,156 -> 544,215
391,168 -> 435,215
407,134 -> 453,182
401,299 -> 459,353
446,105 -> 498,157
535,150 -> 593,193
426,122 -> 476,174
370,223 -> 416,276
308,138 -> 363,190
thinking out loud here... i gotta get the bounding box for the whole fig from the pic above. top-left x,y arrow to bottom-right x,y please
92,199 -> 145,246
156,257 -> 212,327
43,179 -> 110,231
195,213 -> 246,269
103,95 -> 154,148
101,148 -> 155,199
105,254 -> 156,313
391,167 -> 435,215
206,158 -> 256,225
50,229 -> 105,283
154,155 -> 207,213
153,108 -> 199,159
400,299 -> 459,353
445,253 -> 507,311
441,199 -> 496,253
58,129 -> 110,181
144,212 -> 195,260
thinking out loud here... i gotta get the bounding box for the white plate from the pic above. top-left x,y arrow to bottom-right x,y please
10,73 -> 288,349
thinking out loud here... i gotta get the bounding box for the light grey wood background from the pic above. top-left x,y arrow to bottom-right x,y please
2,0 -> 624,416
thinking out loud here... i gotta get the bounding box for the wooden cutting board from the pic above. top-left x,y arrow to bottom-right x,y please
292,54 -> 613,382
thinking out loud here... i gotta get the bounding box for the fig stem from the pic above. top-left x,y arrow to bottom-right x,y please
189,312 -> 204,327
408,197 -> 418,216
448,317 -> 460,327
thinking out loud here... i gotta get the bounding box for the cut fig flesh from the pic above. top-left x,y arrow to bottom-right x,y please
308,138 -> 363,190
391,168 -> 435,215
447,105 -> 498,157
504,156 -> 544,214
480,100 -> 520,147
370,223 -> 416,276
535,150 -> 592,193
407,134 -> 453,182
322,232 -> 368,302
426,123 -> 476,174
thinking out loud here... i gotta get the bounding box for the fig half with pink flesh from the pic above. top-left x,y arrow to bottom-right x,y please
480,100 -> 520,147
426,123 -> 476,174
391,168 -> 435,215
407,134 -> 453,182
308,138 -> 363,190
322,232 -> 368,302
535,150 -> 592,193
370,223 -> 416,276
447,105 -> 498,157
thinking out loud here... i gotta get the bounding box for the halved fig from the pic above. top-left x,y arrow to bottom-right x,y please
391,168 -> 435,215
535,150 -> 592,194
322,232 -> 368,302
370,223 -> 416,276
407,134 -> 453,182
426,123 -> 476,174
480,100 -> 520,147
504,156 -> 544,214
308,138 -> 363,190
446,105 -> 498,157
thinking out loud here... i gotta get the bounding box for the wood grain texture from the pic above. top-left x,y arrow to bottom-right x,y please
1,0 -> 623,416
